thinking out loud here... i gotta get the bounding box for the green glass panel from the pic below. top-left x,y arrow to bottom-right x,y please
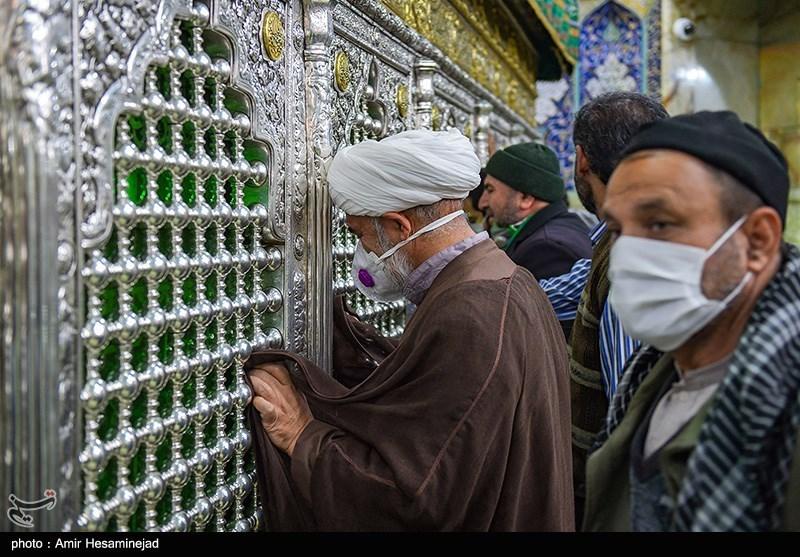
155,437 -> 171,473
127,114 -> 147,152
130,278 -> 148,316
182,174 -> 197,207
157,224 -> 172,258
183,325 -> 197,358
242,142 -> 268,165
181,478 -> 196,511
242,223 -> 255,252
131,334 -> 148,373
243,269 -> 254,296
224,177 -> 236,205
106,516 -> 118,532
204,176 -> 218,207
155,66 -> 172,100
97,398 -> 119,442
128,502 -> 145,532
129,446 -> 146,486
183,274 -> 197,307
156,171 -> 173,205
98,340 -> 121,382
181,425 -> 196,459
244,448 -> 255,473
203,418 -> 217,448
99,282 -> 119,321
156,118 -> 173,154
182,122 -> 197,157
156,494 -> 172,526
203,78 -> 216,110
205,462 -> 217,496
204,371 -> 217,399
158,380 -> 173,419
180,20 -> 195,54
224,225 -> 236,253
224,412 -> 236,435
205,275 -> 218,303
157,278 -> 173,310
225,459 -> 236,484
204,226 -> 218,255
224,363 -> 236,392
223,92 -> 248,116
130,390 -> 147,429
182,223 -> 196,255
180,70 -> 196,107
158,331 -> 174,364
96,458 -> 118,502
204,127 -> 217,160
223,131 -> 236,160
130,224 -> 147,261
204,318 -> 217,348
126,168 -> 148,206
243,179 -> 268,208
103,227 -> 119,262
182,379 -> 196,408
224,272 -> 236,299
243,313 -> 254,340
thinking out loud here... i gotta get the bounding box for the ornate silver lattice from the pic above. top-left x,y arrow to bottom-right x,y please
78,4 -> 283,532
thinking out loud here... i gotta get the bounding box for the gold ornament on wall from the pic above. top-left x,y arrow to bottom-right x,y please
334,51 -> 351,93
396,84 -> 409,118
431,104 -> 442,130
261,11 -> 285,61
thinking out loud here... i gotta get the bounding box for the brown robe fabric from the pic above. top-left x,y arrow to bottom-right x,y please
245,239 -> 574,531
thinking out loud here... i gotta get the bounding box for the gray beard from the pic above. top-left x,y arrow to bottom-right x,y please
374,220 -> 415,290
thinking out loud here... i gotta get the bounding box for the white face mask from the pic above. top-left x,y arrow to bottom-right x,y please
351,210 -> 465,302
608,216 -> 751,352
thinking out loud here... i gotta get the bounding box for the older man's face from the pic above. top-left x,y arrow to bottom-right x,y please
478,175 -> 523,226
602,149 -> 748,300
345,215 -> 384,255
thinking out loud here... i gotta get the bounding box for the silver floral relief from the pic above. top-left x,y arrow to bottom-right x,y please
216,0 -> 287,240
78,0 -> 162,249
1,0 -> 79,531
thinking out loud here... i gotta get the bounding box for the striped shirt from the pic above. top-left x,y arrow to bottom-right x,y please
539,222 -> 640,399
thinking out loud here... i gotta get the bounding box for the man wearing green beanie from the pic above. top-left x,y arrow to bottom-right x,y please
480,141 -> 592,321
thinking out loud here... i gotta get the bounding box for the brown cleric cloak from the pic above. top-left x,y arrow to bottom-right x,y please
245,239 -> 574,531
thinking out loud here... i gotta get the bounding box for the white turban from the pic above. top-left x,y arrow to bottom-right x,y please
326,128 -> 481,216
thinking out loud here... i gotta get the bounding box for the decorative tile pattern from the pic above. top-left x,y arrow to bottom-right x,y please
579,1 -> 643,102
538,1 -> 662,193
646,0 -> 662,99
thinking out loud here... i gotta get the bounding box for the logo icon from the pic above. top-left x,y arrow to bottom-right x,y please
7,490 -> 57,528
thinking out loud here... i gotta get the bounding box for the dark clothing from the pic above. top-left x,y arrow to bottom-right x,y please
505,201 -> 592,341
247,240 -> 574,531
568,229 -> 612,528
504,201 -> 593,282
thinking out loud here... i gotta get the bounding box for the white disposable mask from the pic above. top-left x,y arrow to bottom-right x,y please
608,216 -> 751,352
351,210 -> 465,302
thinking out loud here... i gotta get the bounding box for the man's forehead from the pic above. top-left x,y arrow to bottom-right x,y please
604,150 -> 724,216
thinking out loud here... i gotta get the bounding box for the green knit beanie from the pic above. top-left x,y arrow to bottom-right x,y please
484,142 -> 565,202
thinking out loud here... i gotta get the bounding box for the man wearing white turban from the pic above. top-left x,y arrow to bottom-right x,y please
246,129 -> 574,531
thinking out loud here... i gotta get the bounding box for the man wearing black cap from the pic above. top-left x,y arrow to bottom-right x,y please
583,110 -> 800,531
479,142 -> 592,283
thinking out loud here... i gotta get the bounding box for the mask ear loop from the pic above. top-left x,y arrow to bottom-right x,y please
705,214 -> 752,305
707,215 -> 748,257
378,210 -> 465,261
